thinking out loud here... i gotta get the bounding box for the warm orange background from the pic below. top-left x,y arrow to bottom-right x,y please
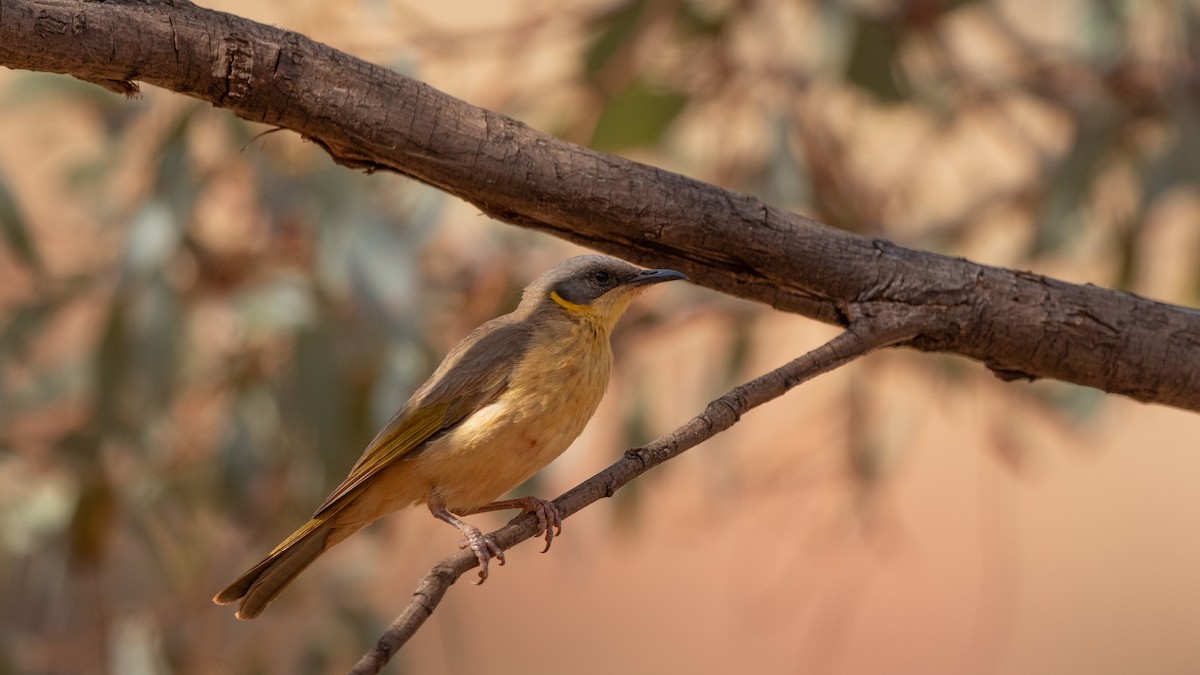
2,1 -> 1199,673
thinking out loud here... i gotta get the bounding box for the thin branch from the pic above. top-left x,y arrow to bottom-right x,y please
348,317 -> 917,674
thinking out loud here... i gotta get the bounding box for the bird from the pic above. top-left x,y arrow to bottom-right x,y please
213,255 -> 686,619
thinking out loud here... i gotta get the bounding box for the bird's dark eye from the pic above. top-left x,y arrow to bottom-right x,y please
593,270 -> 612,284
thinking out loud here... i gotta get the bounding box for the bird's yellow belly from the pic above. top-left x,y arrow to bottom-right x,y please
411,328 -> 611,513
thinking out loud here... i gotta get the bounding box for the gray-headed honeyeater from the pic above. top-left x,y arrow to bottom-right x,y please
213,255 -> 686,619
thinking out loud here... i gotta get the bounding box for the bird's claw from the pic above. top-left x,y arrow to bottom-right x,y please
459,526 -> 505,584
508,497 -> 562,553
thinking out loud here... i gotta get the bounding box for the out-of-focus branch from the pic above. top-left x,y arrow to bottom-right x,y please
1,0 -> 1198,410
348,317 -> 919,674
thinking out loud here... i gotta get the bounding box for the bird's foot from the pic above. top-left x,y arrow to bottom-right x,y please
507,496 -> 562,553
459,524 -> 505,584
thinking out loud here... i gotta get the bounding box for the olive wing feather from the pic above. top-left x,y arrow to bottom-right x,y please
312,318 -> 534,517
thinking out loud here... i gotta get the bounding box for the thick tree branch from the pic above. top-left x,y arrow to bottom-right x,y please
2,0 -> 1198,411
349,317 -> 913,674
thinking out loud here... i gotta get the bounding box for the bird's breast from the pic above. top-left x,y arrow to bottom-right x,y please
414,321 -> 613,512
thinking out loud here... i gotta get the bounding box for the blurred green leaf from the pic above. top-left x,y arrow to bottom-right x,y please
612,385 -> 650,528
94,297 -> 130,431
845,13 -> 906,102
219,411 -> 258,498
293,323 -> 351,475
347,216 -> 418,332
1165,93 -> 1200,185
131,277 -> 182,412
1082,0 -> 1124,66
0,168 -> 42,275
0,71 -> 98,106
220,385 -> 280,500
1139,149 -> 1179,208
722,316 -> 753,388
942,0 -> 983,11
622,382 -> 654,450
370,342 -> 427,428
0,72 -> 141,134
1033,113 -> 1116,255
237,274 -> 318,333
1028,381 -> 1107,423
122,201 -> 180,280
0,300 -> 52,360
749,115 -> 810,210
584,0 -> 647,79
152,106 -> 204,218
590,80 -> 688,151
678,0 -> 727,37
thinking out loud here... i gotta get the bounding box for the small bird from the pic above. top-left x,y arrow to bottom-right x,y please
213,255 -> 685,619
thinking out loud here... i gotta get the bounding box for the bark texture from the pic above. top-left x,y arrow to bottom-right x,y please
2,0 -> 1198,410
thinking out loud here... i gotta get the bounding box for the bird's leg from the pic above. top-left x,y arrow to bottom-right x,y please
427,497 -> 505,584
462,496 -> 562,553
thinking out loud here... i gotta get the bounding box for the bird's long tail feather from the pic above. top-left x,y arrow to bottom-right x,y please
213,517 -> 336,620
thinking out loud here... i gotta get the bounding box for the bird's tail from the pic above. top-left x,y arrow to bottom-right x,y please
213,516 -> 339,620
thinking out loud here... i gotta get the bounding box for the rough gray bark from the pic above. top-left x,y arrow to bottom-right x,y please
2,0 -> 1199,410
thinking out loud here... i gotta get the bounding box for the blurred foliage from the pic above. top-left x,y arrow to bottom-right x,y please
1,0 -> 1199,672
0,73 -> 468,670
576,0 -> 1200,279
0,167 -> 42,277
590,79 -> 690,150
568,0 -> 1200,418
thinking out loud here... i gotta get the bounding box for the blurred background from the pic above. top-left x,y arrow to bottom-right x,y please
2,0 -> 1200,672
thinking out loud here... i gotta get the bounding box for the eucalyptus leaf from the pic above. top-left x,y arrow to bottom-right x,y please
122,201 -> 180,280
0,300 -> 52,359
845,13 -> 906,102
348,217 -> 417,333
590,80 -> 688,151
131,277 -> 182,411
293,324 -> 350,474
0,168 -> 43,274
236,274 -> 318,333
94,297 -> 130,431
152,107 -> 203,217
584,0 -> 647,79
677,0 -> 727,38
1033,113 -> 1116,255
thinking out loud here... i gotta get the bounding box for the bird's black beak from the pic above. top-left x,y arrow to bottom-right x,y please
623,268 -> 688,288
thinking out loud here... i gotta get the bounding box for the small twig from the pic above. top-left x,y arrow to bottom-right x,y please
349,317 -> 918,674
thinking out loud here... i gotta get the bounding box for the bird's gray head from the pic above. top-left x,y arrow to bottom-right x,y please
521,255 -> 686,328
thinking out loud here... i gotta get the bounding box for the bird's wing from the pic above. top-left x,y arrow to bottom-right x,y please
312,318 -> 533,517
